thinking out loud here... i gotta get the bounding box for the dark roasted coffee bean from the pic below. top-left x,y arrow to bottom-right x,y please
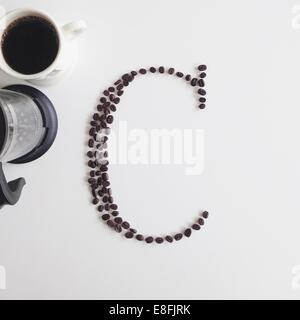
103,90 -> 109,96
115,224 -> 122,233
131,70 -> 138,76
90,121 -> 97,127
174,233 -> 183,241
108,196 -> 113,203
199,104 -> 206,109
136,234 -> 144,241
176,72 -> 183,78
149,67 -> 156,73
199,97 -> 206,103
184,228 -> 192,237
145,236 -> 154,244
103,151 -> 108,157
109,94 -> 115,101
97,104 -> 103,112
89,128 -> 95,136
158,66 -> 165,73
87,151 -> 94,158
198,65 -> 207,71
202,211 -> 209,219
93,113 -> 99,121
110,204 -> 118,210
100,165 -> 108,172
102,196 -> 109,203
192,224 -> 201,230
104,203 -> 110,211
108,87 -> 115,92
102,173 -> 109,181
107,220 -> 115,228
185,74 -> 191,81
165,235 -> 173,243
98,191 -> 103,197
116,84 -> 123,91
168,68 -> 175,75
198,79 -> 205,87
88,160 -> 96,168
139,68 -> 147,74
198,89 -> 206,96
102,214 -> 110,221
90,171 -> 95,177
95,171 -> 101,176
125,231 -> 134,239
100,97 -> 107,104
122,221 -> 130,229
111,211 -> 119,217
199,72 -> 206,79
198,218 -> 205,225
122,74 -> 130,81
114,217 -> 122,224
88,178 -> 96,184
98,205 -> 104,212
130,228 -> 137,234
114,79 -> 121,85
106,115 -> 114,124
110,104 -> 117,112
114,97 -> 120,104
156,237 -> 164,244
117,90 -> 123,96
123,80 -> 129,87
191,78 -> 197,86
102,180 -> 110,188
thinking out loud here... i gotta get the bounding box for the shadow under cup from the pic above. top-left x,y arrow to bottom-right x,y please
1,15 -> 60,76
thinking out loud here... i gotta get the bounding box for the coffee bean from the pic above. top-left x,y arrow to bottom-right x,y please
92,198 -> 99,205
106,115 -> 114,124
97,105 -> 103,112
114,79 -> 122,85
100,165 -> 108,172
104,203 -> 110,211
115,224 -> 122,233
89,171 -> 95,178
87,151 -> 94,158
122,74 -> 130,81
111,211 -> 119,217
191,78 -> 197,86
165,235 -> 173,243
198,218 -> 205,225
110,104 -> 117,112
192,224 -> 200,230
198,65 -> 207,71
114,97 -> 120,104
122,221 -> 130,229
176,72 -> 183,78
114,217 -> 122,224
125,231 -> 134,239
199,97 -> 206,103
199,72 -> 206,79
198,79 -> 205,87
102,196 -> 109,203
139,68 -> 147,74
174,233 -> 183,241
198,89 -> 206,96
156,237 -> 164,244
130,228 -> 137,234
131,71 -> 138,76
109,94 -> 115,101
102,214 -> 110,221
202,211 -> 209,219
88,160 -> 96,168
136,234 -> 144,241
98,205 -> 104,212
103,90 -> 109,96
168,68 -> 175,75
185,74 -> 191,81
102,173 -> 109,181
184,228 -> 192,237
117,90 -> 123,96
116,84 -> 123,90
107,220 -> 115,228
159,66 -> 165,73
100,97 -> 106,103
145,236 -> 154,243
110,204 -> 118,210
89,128 -> 95,136
150,67 -> 156,73
199,104 -> 206,109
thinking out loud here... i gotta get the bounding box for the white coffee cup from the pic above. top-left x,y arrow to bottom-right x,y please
0,8 -> 87,85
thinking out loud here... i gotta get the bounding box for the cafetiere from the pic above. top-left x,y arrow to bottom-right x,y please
0,85 -> 58,208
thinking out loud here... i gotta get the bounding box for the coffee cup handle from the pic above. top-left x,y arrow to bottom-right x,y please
62,20 -> 87,41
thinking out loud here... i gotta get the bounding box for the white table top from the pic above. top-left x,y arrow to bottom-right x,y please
0,0 -> 300,299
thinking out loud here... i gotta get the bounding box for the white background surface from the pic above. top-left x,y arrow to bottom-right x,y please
0,0 -> 300,300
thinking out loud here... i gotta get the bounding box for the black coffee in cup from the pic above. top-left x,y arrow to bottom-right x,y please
1,16 -> 59,75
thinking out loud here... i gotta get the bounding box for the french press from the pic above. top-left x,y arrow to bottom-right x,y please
0,85 -> 58,208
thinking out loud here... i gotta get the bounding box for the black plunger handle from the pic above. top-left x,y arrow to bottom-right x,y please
0,162 -> 26,208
